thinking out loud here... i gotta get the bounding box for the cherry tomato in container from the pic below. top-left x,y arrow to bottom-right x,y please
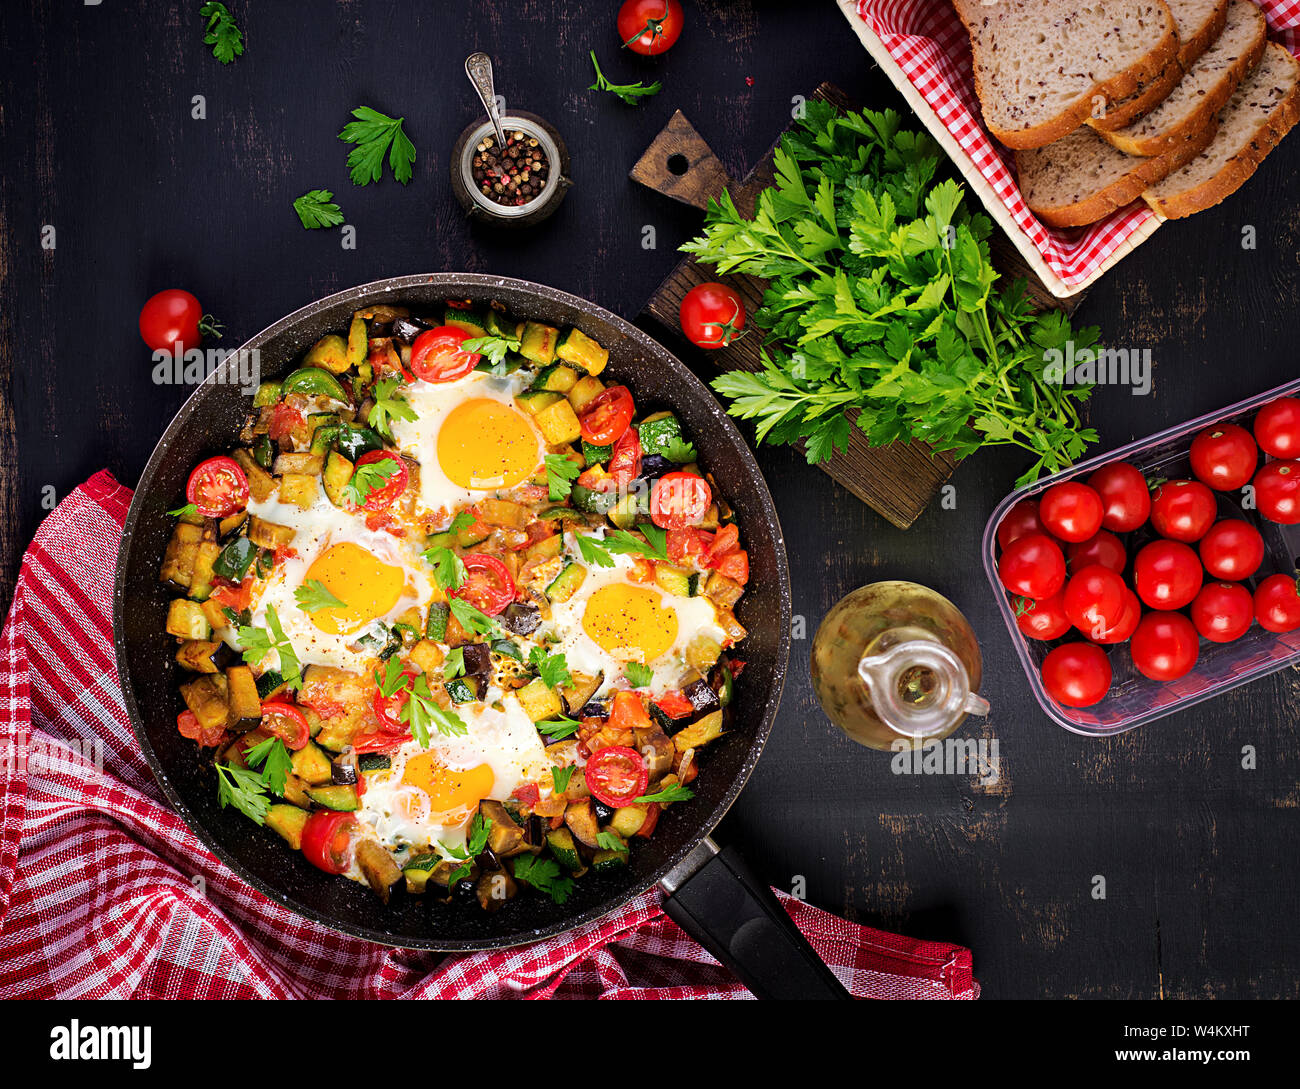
617,0 -> 684,55
1149,479 -> 1217,542
1038,481 -> 1104,543
1041,643 -> 1112,708
579,385 -> 636,446
139,289 -> 220,356
1253,574 -> 1300,633
351,451 -> 409,512
1133,539 -> 1203,610
1191,582 -> 1255,643
1254,396 -> 1300,458
259,700 -> 310,751
455,554 -> 517,616
409,325 -> 480,383
1067,531 -> 1126,575
1253,460 -> 1300,525
1013,592 -> 1072,641
1198,519 -> 1265,581
1189,423 -> 1258,491
1130,612 -> 1199,682
584,745 -> 650,808
186,456 -> 249,518
997,532 -> 1067,600
1089,589 -> 1142,645
1063,564 -> 1128,636
1088,462 -> 1151,533
680,282 -> 746,349
997,499 -> 1046,549
301,811 -> 358,874
650,472 -> 712,529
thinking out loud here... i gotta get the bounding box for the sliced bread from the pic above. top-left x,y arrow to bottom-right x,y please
1090,56 -> 1184,131
1145,42 -> 1300,218
955,0 -> 1180,149
1103,0 -> 1266,156
1017,119 -> 1218,227
1168,0 -> 1231,67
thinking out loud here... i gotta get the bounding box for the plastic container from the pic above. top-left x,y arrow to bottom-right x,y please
983,377 -> 1300,737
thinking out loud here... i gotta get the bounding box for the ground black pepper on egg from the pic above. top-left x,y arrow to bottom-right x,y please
471,130 -> 550,207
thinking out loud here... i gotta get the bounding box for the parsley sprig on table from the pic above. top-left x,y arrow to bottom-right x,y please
681,104 -> 1100,486
588,51 -> 661,104
292,189 -> 344,229
339,106 -> 416,186
199,2 -> 244,64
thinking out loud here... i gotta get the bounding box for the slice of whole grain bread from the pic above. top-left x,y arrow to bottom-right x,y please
1168,0 -> 1231,67
1090,56 -> 1185,131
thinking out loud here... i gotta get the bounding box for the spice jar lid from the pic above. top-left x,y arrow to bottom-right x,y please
451,113 -> 570,226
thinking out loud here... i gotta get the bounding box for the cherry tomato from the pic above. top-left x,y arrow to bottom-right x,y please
1254,396 -> 1300,459
617,0 -> 684,55
1253,574 -> 1300,633
714,550 -> 749,584
1133,539 -> 1203,610
409,325 -> 480,383
997,532 -> 1067,600
139,289 -> 216,356
608,690 -> 653,733
997,499 -> 1046,549
372,668 -> 419,734
1063,564 -> 1128,637
269,402 -> 306,443
259,700 -> 310,751
579,386 -> 636,446
186,455 -> 249,518
1191,582 -> 1255,643
679,282 -> 746,349
1038,481 -> 1104,543
351,451 -> 409,512
1041,642 -> 1112,708
1253,460 -> 1300,525
1130,612 -> 1200,682
652,691 -> 696,719
1067,531 -> 1126,575
1013,592 -> 1071,641
1149,479 -> 1217,542
584,744 -> 650,808
454,554 -> 517,616
1190,423 -> 1258,491
1198,519 -> 1264,581
1089,589 -> 1142,645
1088,462 -> 1151,533
301,810 -> 358,874
666,527 -> 714,566
606,427 -> 643,489
353,729 -> 410,753
650,472 -> 712,529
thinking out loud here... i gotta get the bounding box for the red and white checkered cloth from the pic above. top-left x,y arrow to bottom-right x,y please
0,471 -> 978,999
849,0 -> 1300,293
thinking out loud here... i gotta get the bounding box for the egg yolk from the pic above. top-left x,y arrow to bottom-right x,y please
437,398 -> 539,489
582,584 -> 679,663
400,752 -> 495,820
302,542 -> 405,636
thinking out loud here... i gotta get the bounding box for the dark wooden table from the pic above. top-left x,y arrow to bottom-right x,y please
2,1 -> 1296,999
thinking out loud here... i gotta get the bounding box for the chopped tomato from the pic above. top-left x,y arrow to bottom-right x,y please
667,527 -> 713,566
584,746 -> 649,808
609,690 -> 653,733
606,428 -> 643,489
268,402 -> 304,442
578,386 -> 635,446
714,550 -> 749,584
209,579 -> 253,613
301,811 -> 357,874
176,709 -> 224,747
628,557 -> 657,584
653,691 -> 695,719
259,700 -> 310,751
650,472 -> 712,529
186,456 -> 249,518
706,524 -> 739,561
352,730 -> 410,753
511,783 -> 541,812
454,554 -> 516,616
635,802 -> 661,838
372,668 -> 418,734
576,466 -> 616,493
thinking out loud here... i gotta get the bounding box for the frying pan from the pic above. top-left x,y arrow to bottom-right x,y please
113,273 -> 849,999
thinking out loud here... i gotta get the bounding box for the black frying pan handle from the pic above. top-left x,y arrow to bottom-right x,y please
660,839 -> 852,1000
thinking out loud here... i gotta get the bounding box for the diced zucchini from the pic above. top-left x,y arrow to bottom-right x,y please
686,634 -> 723,672
567,375 -> 605,414
672,709 -> 724,752
445,676 -> 478,704
303,334 -> 350,374
443,307 -> 486,337
591,847 -> 628,872
255,671 -> 288,701
252,381 -> 283,408
282,366 -> 349,402
654,564 -> 694,597
310,425 -> 340,456
278,473 -> 318,510
188,540 -> 221,602
484,309 -> 523,342
570,484 -> 619,515
252,436 -> 274,470
346,317 -> 368,370
218,511 -> 247,537
609,805 -> 648,837
516,389 -> 562,417
637,412 -> 688,460
525,533 -> 563,564
305,784 -> 360,811
534,363 -> 580,394
476,498 -> 529,528
334,425 -> 384,462
703,571 -> 745,609
358,753 -> 392,772
322,450 -> 354,507
247,516 -> 295,550
546,827 -> 583,873
425,602 -> 449,642
546,562 -> 587,603
519,321 -> 559,364
226,665 -> 261,722
282,773 -> 312,809
160,522 -> 204,590
609,492 -> 646,531
534,398 -> 582,445
180,673 -> 228,733
212,537 -> 257,583
167,599 -> 212,641
291,741 -> 333,786
516,677 -> 563,722
266,804 -> 310,849
556,327 -> 609,375
582,439 -> 612,467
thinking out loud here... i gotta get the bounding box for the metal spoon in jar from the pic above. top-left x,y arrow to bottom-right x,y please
464,52 -> 509,151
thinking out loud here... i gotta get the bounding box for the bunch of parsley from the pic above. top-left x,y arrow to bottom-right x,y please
681,104 -> 1100,485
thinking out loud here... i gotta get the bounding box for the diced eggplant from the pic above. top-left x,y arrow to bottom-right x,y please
476,868 -> 517,912
637,454 -> 676,481
498,601 -> 541,636
355,840 -> 402,904
247,515 -> 295,550
331,751 -> 359,785
558,670 -> 603,715
633,726 -> 675,777
480,800 -> 527,856
180,674 -> 228,734
564,798 -> 601,849
175,640 -> 225,673
592,799 -> 615,824
460,641 -> 493,679
390,315 -> 427,343
225,665 -> 262,726
160,522 -> 204,590
166,599 -> 212,641
682,678 -> 722,718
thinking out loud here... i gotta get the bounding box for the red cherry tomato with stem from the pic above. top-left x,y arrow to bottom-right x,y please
1041,643 -> 1112,708
1149,479 -> 1217,542
617,0 -> 684,55
139,289 -> 220,356
998,532 -> 1067,600
1130,612 -> 1200,682
1191,582 -> 1255,643
679,282 -> 747,349
1013,592 -> 1071,641
1190,423 -> 1258,491
1253,460 -> 1300,525
1088,462 -> 1151,533
186,455 -> 249,518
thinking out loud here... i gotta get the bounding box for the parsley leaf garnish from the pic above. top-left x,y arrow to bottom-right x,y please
550,765 -> 575,793
237,605 -> 301,690
167,502 -> 199,519
659,436 -> 697,463
199,2 -> 244,64
583,526 -> 669,565
461,334 -> 519,366
596,830 -> 626,852
576,534 -> 617,569
625,662 -> 654,688
588,51 -> 661,104
292,189 -> 344,229
294,579 -> 347,614
544,454 -> 582,502
635,783 -> 695,804
448,812 -> 493,882
339,106 -> 416,186
511,854 -> 574,904
536,716 -> 581,739
368,377 -> 417,439
215,762 -> 271,824
442,646 -> 466,680
529,646 -> 573,690
244,736 -> 293,796
342,455 -> 401,508
422,545 -> 467,592
449,597 -> 497,638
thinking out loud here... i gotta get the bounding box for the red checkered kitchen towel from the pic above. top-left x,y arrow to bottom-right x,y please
0,472 -> 978,1000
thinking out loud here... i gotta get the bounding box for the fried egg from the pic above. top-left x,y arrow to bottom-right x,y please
387,371 -> 542,519
547,534 -> 728,697
357,696 -> 549,854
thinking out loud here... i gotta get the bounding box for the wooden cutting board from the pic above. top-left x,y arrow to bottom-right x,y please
633,82 -> 1083,529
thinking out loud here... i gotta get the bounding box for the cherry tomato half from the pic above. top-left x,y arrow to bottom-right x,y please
579,385 -> 636,446
1253,574 -> 1300,633
1198,519 -> 1265,581
351,450 -> 409,512
1190,423 -> 1258,491
583,745 -> 650,808
409,325 -> 480,383
1088,462 -> 1151,533
1130,612 -> 1199,682
1149,479 -> 1217,543
679,282 -> 747,349
301,810 -> 358,874
606,427 -> 643,489
650,472 -> 712,529
372,668 -> 418,734
1133,539 -> 1203,610
186,455 -> 250,518
1013,592 -> 1071,641
1191,582 -> 1255,643
997,532 -> 1067,600
259,700 -> 310,751
139,288 -> 213,356
1067,531 -> 1126,575
454,554 -> 517,616
1254,396 -> 1300,459
997,499 -> 1046,549
1038,481 -> 1104,543
617,0 -> 684,55
1063,564 -> 1128,637
1041,642 -> 1112,708
1254,460 -> 1300,525
667,527 -> 714,566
